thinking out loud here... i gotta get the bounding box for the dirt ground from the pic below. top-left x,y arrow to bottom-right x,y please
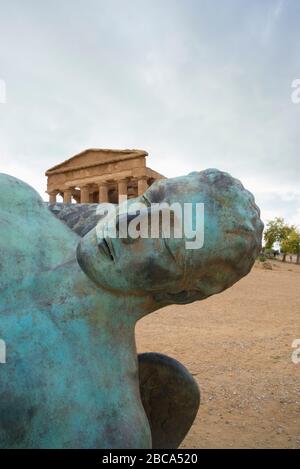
136,260 -> 300,449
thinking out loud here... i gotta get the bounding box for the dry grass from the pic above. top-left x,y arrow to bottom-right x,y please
136,260 -> 300,448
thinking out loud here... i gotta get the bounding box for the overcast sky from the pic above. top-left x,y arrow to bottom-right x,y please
0,0 -> 299,226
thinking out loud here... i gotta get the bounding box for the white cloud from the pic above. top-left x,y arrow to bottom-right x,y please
262,0 -> 284,45
0,0 -> 299,228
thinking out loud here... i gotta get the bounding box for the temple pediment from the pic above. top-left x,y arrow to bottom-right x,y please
46,149 -> 148,175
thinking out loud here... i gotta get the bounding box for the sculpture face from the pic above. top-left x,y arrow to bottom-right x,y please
77,213 -> 185,297
77,169 -> 263,305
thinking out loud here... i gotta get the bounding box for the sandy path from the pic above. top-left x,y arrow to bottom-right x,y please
136,261 -> 300,448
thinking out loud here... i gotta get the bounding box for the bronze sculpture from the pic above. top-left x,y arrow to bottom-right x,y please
0,168 -> 263,448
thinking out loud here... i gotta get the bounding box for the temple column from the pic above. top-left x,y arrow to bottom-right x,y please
98,182 -> 109,203
80,185 -> 90,203
138,176 -> 148,196
48,191 -> 58,204
63,188 -> 73,204
118,178 -> 128,202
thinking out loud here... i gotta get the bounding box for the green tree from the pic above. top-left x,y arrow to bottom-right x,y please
264,218 -> 293,262
281,227 -> 300,264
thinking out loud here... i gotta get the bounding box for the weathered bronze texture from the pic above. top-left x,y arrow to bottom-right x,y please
0,169 -> 263,448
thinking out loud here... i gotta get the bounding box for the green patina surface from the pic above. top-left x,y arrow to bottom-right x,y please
0,169 -> 263,448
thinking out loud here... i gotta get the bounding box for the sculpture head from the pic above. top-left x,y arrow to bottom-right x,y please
77,169 -> 263,307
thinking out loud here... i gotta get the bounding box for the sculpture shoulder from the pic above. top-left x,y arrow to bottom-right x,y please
0,174 -> 79,289
0,173 -> 44,211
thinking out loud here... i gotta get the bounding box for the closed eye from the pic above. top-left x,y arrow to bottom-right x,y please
98,238 -> 114,261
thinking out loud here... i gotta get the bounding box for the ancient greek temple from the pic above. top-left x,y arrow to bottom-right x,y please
46,148 -> 165,204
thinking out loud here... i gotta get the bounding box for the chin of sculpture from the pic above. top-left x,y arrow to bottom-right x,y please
0,168 -> 263,448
